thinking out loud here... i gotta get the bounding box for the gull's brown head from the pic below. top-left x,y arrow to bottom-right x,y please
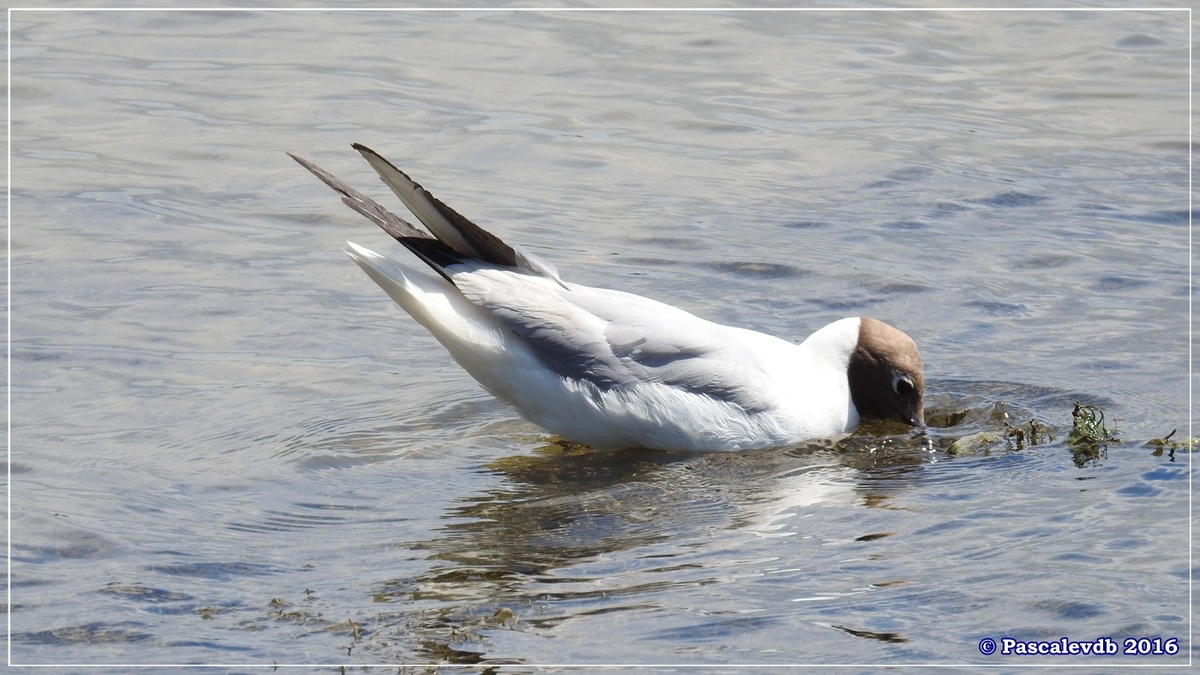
848,317 -> 925,427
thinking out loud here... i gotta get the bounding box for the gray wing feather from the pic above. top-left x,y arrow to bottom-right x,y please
457,274 -> 771,411
352,143 -> 520,267
287,152 -> 431,241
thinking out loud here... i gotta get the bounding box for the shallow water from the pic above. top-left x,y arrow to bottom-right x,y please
9,7 -> 1192,671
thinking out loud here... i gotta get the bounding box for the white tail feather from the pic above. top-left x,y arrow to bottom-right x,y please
343,242 -> 551,405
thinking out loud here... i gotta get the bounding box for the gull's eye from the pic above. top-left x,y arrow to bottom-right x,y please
893,373 -> 914,396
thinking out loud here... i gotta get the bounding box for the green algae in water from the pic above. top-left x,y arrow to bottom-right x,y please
944,431 -> 1005,457
1068,402 -> 1117,445
1145,428 -> 1199,461
943,417 -> 1053,457
1066,402 -> 1117,467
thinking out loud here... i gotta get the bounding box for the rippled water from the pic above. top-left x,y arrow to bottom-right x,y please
9,8 -> 1191,671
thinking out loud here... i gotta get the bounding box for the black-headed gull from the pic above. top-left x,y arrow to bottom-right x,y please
290,144 -> 925,452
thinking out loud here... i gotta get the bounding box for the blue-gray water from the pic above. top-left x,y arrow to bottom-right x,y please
9,7 -> 1192,672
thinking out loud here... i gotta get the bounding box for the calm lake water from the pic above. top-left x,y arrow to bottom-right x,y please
9,7 -> 1192,672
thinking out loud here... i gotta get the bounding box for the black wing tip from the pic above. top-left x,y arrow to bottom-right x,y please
351,142 -> 419,184
301,144 -> 522,273
351,142 -> 385,163
399,237 -> 470,283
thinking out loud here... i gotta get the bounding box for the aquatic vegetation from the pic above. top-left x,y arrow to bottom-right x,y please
1065,402 -> 1118,467
1004,418 -> 1050,448
944,431 -> 1004,457
242,588 -> 517,664
942,421 -> 1051,457
928,392 -> 1183,471
1145,428 -> 1198,461
939,399 -> 1054,458
936,398 -> 1184,469
1068,402 -> 1117,445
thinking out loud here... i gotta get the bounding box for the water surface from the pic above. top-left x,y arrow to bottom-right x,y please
9,8 -> 1191,671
